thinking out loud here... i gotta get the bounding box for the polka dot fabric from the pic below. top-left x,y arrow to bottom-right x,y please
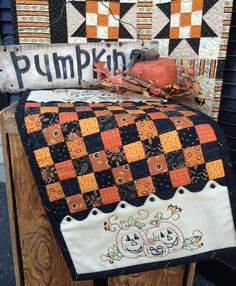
23,100 -> 226,214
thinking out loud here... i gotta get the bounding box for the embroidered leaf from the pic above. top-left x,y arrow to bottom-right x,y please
154,212 -> 164,223
126,216 -> 145,229
183,237 -> 199,251
106,245 -> 123,263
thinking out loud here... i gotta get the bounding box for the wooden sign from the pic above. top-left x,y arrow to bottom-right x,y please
0,41 -> 158,93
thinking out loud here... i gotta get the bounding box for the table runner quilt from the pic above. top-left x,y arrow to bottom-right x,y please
15,89 -> 236,280
11,0 -> 234,119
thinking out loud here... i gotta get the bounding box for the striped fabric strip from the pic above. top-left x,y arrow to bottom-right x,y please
15,0 -> 50,43
136,0 -> 153,40
212,0 -> 233,120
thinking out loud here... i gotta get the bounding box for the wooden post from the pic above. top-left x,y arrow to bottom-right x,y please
0,103 -> 195,286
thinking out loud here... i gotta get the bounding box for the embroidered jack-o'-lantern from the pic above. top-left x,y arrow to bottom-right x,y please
146,222 -> 184,253
117,226 -> 146,259
144,241 -> 168,258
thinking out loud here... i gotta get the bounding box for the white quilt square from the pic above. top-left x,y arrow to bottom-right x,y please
179,26 -> 191,38
191,11 -> 203,25
199,38 -> 221,59
108,14 -> 119,27
171,14 -> 180,27
181,1 -> 192,13
98,2 -> 109,15
97,26 -> 108,38
86,13 -> 97,26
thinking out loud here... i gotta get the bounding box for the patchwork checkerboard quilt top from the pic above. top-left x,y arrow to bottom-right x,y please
16,90 -> 236,280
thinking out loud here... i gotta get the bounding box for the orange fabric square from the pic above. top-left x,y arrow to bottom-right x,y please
55,160 -> 76,180
76,106 -> 92,112
159,131 -> 182,153
101,128 -> 122,150
89,151 -> 110,172
86,26 -> 97,38
25,102 -> 40,108
108,27 -> 119,39
98,14 -> 108,26
147,154 -> 168,176
100,186 -> 120,204
25,114 -> 41,133
170,116 -> 193,130
94,110 -> 113,117
107,106 -> 124,111
115,114 -> 135,127
206,160 -> 225,180
126,109 -> 145,115
171,0 -> 180,13
66,194 -> 87,213
43,124 -> 64,146
34,147 -> 53,168
192,0 -> 203,11
195,124 -> 217,144
112,164 -> 133,185
183,145 -> 204,167
79,117 -> 99,136
40,107 -> 59,113
86,1 -> 98,13
190,25 -> 201,38
134,176 -> 155,197
46,182 -> 65,202
136,120 -> 158,140
78,173 -> 98,193
59,112 -> 78,124
179,110 -> 196,116
180,13 -> 191,26
170,167 -> 191,188
109,2 -> 120,15
66,138 -> 87,159
123,141 -> 146,163
170,27 -> 179,39
148,112 -> 168,120
57,103 -> 74,108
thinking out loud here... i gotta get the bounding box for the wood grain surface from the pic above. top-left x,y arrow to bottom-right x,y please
1,103 -> 195,286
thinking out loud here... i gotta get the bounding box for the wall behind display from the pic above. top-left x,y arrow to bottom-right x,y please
11,0 -> 233,119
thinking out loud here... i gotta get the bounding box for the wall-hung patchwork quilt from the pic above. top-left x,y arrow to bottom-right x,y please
12,0 -> 233,119
16,89 -> 236,280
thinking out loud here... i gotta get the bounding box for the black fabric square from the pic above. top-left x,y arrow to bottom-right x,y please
120,124 -> 140,145
95,169 -> 115,188
134,114 -> 151,122
41,113 -> 59,128
40,165 -> 59,185
77,111 -> 95,119
152,173 -> 172,195
118,182 -> 137,201
24,107 -> 40,116
97,116 -> 118,132
72,155 -> 93,176
165,149 -> 185,170
50,142 -> 70,163
201,141 -> 221,162
164,111 -> 183,117
105,147 -> 128,168
188,164 -> 209,186
144,108 -> 160,113
83,190 -> 102,208
142,136 -> 162,158
61,121 -> 81,141
58,107 -> 76,112
129,159 -> 150,180
123,106 -> 139,110
110,110 -> 128,114
178,127 -> 199,148
188,115 -> 207,125
153,118 -> 176,134
61,178 -> 80,196
84,133 -> 104,153
28,130 -> 47,150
